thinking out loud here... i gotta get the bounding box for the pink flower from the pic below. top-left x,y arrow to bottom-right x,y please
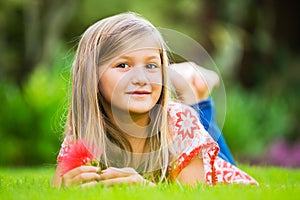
60,140 -> 101,176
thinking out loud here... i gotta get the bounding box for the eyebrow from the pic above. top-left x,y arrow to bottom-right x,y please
119,55 -> 161,61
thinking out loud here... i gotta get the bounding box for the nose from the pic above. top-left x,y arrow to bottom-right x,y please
131,66 -> 148,85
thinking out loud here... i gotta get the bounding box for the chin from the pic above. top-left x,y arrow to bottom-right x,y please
128,108 -> 152,114
128,104 -> 155,114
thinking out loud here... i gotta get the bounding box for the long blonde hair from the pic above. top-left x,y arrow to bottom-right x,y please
66,12 -> 171,182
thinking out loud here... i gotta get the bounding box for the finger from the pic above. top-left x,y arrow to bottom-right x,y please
72,172 -> 101,184
63,172 -> 100,187
100,167 -> 137,180
99,175 -> 142,187
62,166 -> 100,187
64,165 -> 100,179
81,181 -> 99,189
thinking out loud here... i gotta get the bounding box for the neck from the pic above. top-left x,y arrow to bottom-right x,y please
102,102 -> 151,151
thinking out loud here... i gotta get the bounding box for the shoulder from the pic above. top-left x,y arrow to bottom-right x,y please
167,101 -> 197,116
167,101 -> 213,155
167,101 -> 203,140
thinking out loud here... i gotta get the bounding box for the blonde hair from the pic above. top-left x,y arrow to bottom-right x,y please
65,12 -> 171,182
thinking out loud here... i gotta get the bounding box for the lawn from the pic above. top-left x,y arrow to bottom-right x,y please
0,165 -> 299,200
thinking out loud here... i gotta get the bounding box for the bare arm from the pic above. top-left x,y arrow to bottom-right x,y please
176,156 -> 205,186
51,165 -> 63,187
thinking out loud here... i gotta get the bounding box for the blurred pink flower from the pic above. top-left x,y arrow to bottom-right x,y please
60,140 -> 101,176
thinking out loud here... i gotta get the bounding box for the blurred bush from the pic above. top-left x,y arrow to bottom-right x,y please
223,84 -> 291,160
0,49 -> 72,166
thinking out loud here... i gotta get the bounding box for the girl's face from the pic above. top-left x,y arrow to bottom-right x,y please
99,37 -> 163,116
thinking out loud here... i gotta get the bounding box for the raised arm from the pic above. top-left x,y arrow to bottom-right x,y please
168,62 -> 236,166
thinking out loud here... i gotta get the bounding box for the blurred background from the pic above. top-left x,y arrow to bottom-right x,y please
0,0 -> 299,168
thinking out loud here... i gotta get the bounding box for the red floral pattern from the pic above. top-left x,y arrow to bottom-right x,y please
175,108 -> 201,140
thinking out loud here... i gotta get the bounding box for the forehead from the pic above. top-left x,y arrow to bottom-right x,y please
131,35 -> 161,50
125,35 -> 161,53
118,48 -> 161,60
114,36 -> 161,60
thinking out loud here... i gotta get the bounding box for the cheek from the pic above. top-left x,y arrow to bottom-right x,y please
148,71 -> 163,93
149,71 -> 163,85
98,81 -> 111,103
99,73 -> 119,102
152,79 -> 163,99
100,73 -> 130,101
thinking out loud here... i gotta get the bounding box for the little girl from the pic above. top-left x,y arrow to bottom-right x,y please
51,12 -> 258,188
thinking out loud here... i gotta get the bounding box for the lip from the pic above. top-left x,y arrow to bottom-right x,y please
126,90 -> 151,95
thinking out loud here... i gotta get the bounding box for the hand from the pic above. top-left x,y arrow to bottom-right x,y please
61,165 -> 101,188
168,62 -> 219,104
99,167 -> 155,187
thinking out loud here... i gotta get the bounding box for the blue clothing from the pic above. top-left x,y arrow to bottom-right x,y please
191,98 -> 236,166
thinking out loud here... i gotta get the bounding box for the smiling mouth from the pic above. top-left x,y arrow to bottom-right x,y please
126,91 -> 151,95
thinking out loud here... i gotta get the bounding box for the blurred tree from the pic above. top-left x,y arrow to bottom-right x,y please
233,0 -> 300,142
0,0 -> 79,86
194,0 -> 300,144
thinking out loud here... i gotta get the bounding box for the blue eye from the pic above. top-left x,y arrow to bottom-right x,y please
116,63 -> 130,68
145,64 -> 158,69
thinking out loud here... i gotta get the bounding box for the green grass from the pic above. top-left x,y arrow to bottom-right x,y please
1,165 -> 300,200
